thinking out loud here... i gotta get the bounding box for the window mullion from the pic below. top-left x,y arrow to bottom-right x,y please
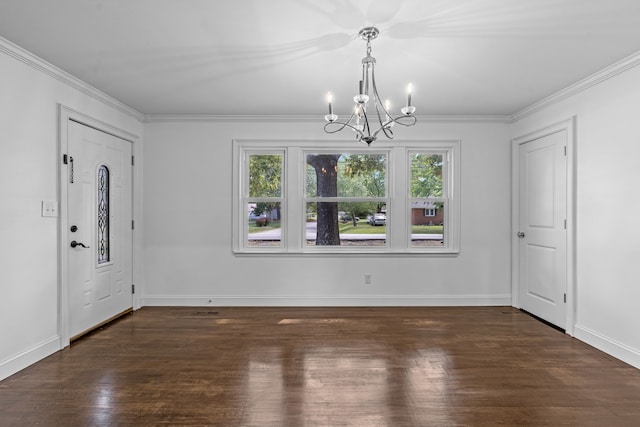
389,146 -> 407,251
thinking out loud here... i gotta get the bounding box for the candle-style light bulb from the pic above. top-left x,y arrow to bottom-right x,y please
384,99 -> 395,128
325,92 -> 338,122
401,83 -> 416,116
354,105 -> 364,131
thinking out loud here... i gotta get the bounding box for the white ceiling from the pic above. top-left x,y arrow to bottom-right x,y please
1,0 -> 640,117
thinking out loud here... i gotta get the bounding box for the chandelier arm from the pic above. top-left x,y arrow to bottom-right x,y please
387,114 -> 418,127
369,61 -> 397,140
373,124 -> 395,140
373,102 -> 395,140
361,107 -> 373,137
324,114 -> 365,139
372,60 -> 417,130
371,63 -> 393,136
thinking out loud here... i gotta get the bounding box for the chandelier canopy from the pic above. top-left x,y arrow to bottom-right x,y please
324,27 -> 417,145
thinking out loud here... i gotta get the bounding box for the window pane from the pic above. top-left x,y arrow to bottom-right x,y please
410,153 -> 443,198
97,165 -> 110,264
249,154 -> 282,197
305,202 -> 386,247
247,202 -> 282,247
410,202 -> 444,247
306,153 -> 386,197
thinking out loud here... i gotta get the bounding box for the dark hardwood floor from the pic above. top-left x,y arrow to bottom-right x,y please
1,307 -> 639,426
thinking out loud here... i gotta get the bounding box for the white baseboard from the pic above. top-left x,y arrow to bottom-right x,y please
142,294 -> 512,307
0,335 -> 60,381
574,324 -> 640,370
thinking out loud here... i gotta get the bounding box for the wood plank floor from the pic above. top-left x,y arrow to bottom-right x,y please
1,307 -> 639,426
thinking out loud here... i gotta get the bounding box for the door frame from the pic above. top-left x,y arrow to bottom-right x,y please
58,105 -> 142,347
511,117 -> 576,335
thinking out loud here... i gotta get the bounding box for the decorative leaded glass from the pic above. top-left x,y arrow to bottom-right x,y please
97,165 -> 110,264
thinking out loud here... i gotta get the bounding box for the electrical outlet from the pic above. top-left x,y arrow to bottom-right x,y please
364,273 -> 372,285
41,200 -> 58,217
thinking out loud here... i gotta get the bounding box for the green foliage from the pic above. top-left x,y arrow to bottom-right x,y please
341,154 -> 386,198
410,154 -> 443,198
252,202 -> 276,216
249,154 -> 282,197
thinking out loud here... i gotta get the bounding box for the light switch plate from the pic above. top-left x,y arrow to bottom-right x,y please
42,200 -> 58,217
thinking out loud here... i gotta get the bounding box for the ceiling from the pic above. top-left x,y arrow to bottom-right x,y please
1,0 -> 640,117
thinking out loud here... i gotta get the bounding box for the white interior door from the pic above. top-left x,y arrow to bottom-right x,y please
67,120 -> 133,339
518,130 -> 567,329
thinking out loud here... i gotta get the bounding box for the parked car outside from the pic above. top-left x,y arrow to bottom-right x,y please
368,213 -> 386,226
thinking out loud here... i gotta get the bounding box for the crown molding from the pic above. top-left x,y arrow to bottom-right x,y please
0,36 -> 144,122
144,114 -> 319,123
512,50 -> 640,122
144,114 -> 512,124
417,114 -> 512,123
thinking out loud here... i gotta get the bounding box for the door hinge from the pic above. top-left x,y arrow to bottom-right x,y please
63,154 -> 68,164
564,293 -> 567,303
132,284 -> 135,294
564,146 -> 567,156
564,219 -> 567,229
131,155 -> 135,166
132,220 -> 135,230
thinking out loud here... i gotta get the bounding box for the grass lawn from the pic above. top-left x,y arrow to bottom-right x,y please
248,221 -> 281,233
411,225 -> 444,234
339,223 -> 386,234
249,221 -> 442,235
339,223 -> 443,234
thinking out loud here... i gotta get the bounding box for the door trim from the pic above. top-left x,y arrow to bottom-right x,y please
511,117 -> 576,335
58,105 -> 142,348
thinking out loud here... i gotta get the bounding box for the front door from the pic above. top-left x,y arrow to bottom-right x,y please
67,120 -> 133,339
518,130 -> 567,329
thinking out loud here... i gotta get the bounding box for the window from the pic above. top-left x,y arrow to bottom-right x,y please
305,152 -> 387,247
245,153 -> 284,249
97,165 -> 110,264
409,152 -> 446,248
233,140 -> 460,254
424,208 -> 437,217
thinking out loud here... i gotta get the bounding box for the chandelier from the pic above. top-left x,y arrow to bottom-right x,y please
324,27 -> 417,145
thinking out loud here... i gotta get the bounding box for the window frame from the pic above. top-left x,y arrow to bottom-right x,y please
407,149 -> 453,252
303,149 -> 390,252
232,140 -> 460,255
236,148 -> 286,253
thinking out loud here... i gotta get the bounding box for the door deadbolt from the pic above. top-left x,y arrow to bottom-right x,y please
70,225 -> 78,232
517,232 -> 525,238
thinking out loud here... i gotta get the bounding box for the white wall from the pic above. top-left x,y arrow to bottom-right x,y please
512,63 -> 640,369
142,120 -> 513,306
0,39 -> 143,380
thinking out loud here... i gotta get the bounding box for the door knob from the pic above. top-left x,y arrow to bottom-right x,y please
70,240 -> 89,248
517,232 -> 525,238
